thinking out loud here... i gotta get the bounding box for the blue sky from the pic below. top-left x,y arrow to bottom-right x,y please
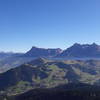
0,0 -> 100,52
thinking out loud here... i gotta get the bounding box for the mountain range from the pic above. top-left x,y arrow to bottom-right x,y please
24,46 -> 62,57
1,43 -> 100,73
57,43 -> 100,58
23,43 -> 100,58
1,58 -> 100,95
2,43 -> 100,59
1,44 -> 100,99
0,52 -> 23,60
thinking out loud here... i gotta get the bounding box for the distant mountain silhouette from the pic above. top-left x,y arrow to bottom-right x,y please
1,43 -> 100,73
57,43 -> 100,58
0,52 -> 23,60
24,47 -> 62,57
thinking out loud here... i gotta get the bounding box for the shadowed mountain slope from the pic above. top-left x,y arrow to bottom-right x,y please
0,58 -> 100,95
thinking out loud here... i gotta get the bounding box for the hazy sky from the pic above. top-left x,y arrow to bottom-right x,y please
0,0 -> 100,52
